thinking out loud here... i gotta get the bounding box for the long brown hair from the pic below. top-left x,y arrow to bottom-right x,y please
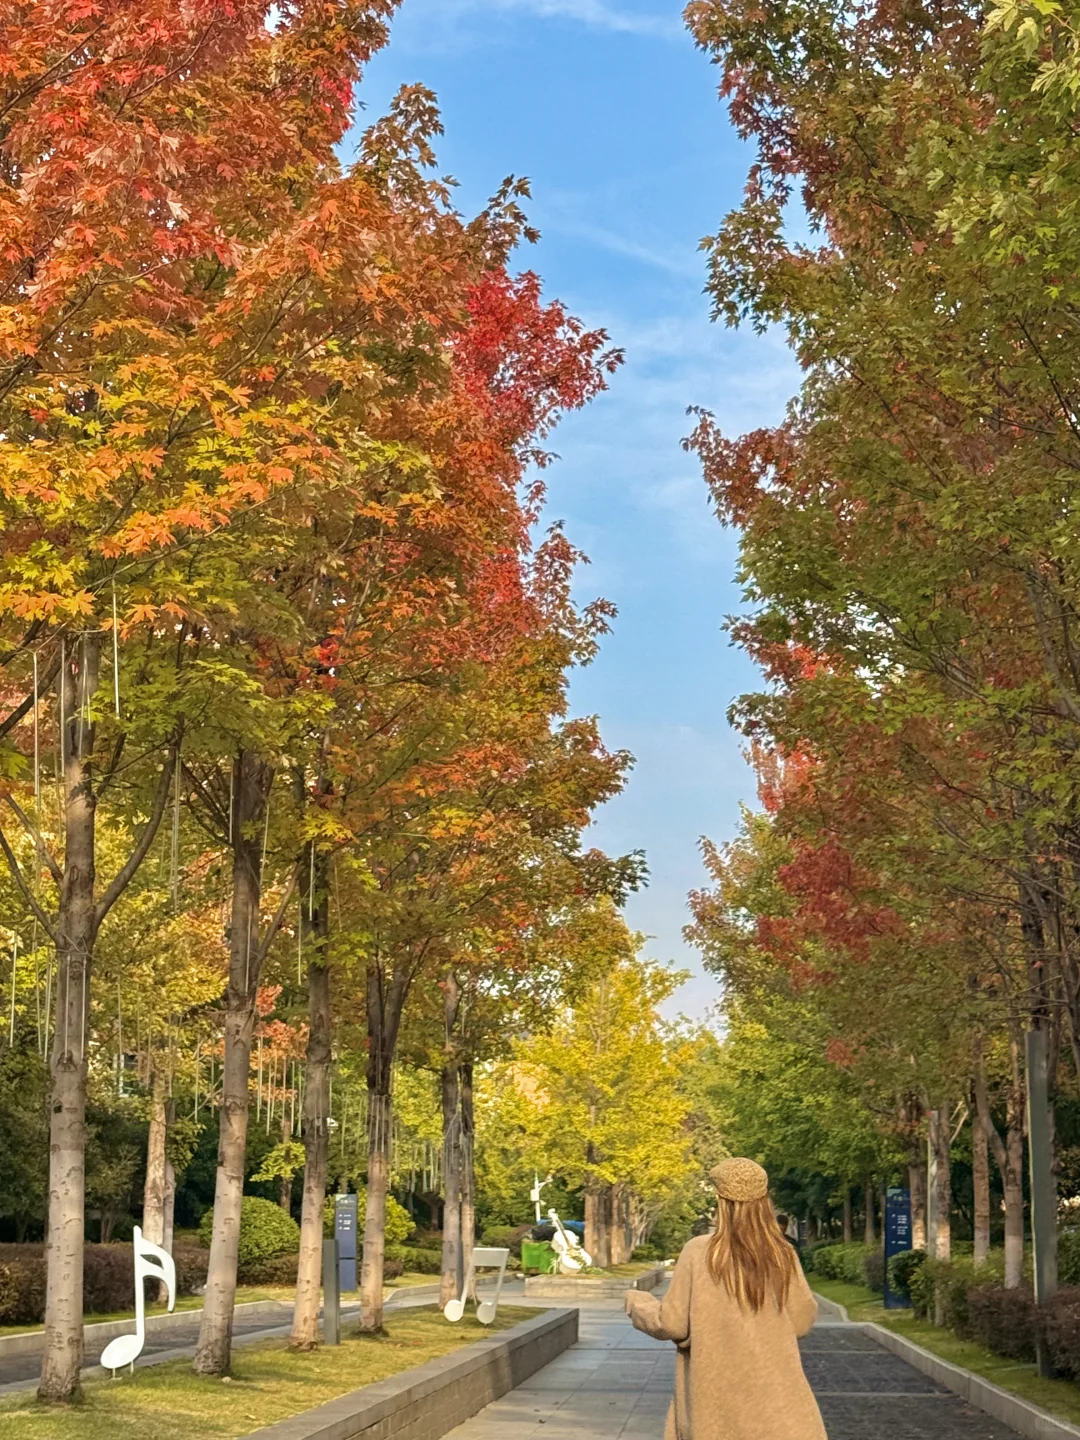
707,1195 -> 798,1312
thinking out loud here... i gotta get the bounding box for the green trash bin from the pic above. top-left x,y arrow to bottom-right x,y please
521,1240 -> 557,1275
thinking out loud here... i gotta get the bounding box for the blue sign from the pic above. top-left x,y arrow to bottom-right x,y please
883,1186 -> 912,1310
335,1193 -> 359,1293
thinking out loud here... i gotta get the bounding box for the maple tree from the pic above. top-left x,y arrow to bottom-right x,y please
682,0 -> 1080,1317
0,0 -> 642,1404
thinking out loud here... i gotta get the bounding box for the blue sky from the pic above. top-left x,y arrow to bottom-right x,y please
358,0 -> 800,1018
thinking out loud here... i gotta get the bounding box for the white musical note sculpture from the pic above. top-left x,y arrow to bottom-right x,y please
100,1226 -> 176,1374
443,1246 -> 510,1325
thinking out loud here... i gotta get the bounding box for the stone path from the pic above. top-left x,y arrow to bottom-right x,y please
444,1301 -> 1025,1440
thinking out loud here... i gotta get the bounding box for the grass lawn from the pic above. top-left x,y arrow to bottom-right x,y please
810,1276 -> 1080,1427
0,1304 -> 540,1439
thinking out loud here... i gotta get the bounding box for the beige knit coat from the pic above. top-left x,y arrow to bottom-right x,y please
625,1234 -> 827,1440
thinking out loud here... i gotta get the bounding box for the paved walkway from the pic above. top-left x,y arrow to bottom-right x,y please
444,1301 -> 1025,1440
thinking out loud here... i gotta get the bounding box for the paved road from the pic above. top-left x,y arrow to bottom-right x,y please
444,1302 -> 1024,1440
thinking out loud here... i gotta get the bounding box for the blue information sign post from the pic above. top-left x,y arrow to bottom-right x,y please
883,1186 -> 912,1310
335,1192 -> 359,1294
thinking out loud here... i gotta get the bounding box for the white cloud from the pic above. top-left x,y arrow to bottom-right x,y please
432,0 -> 680,38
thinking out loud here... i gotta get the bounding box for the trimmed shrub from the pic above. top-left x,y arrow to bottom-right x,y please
398,1244 -> 443,1275
199,1197 -> 300,1279
1058,1231 -> 1080,1288
888,1248 -> 925,1301
967,1284 -> 1036,1361
383,1257 -> 404,1281
239,1252 -> 300,1287
810,1242 -> 875,1287
632,1245 -> 662,1262
910,1254 -> 1005,1331
862,1250 -> 885,1295
174,1245 -> 210,1296
1041,1287 -> 1080,1380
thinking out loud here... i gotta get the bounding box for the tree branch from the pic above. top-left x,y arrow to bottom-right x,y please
0,824 -> 58,944
0,654 -> 60,742
255,859 -> 304,967
973,1063 -> 1008,1175
94,744 -> 178,933
2,795 -> 62,886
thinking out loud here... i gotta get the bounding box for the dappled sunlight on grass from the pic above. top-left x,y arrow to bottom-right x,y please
0,1305 -> 540,1440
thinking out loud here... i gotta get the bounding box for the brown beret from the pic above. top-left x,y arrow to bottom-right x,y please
710,1157 -> 769,1202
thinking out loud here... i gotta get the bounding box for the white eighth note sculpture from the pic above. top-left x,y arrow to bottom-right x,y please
443,1246 -> 510,1325
100,1226 -> 176,1374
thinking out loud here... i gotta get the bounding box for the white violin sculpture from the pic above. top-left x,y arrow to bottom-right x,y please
548,1207 -> 592,1274
443,1245 -> 510,1325
99,1226 -> 176,1374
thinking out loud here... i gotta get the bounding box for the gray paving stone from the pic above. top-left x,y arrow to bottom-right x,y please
443,1299 -> 1027,1440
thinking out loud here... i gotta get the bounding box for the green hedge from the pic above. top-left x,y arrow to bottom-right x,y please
807,1242 -> 883,1293
0,1243 -> 208,1325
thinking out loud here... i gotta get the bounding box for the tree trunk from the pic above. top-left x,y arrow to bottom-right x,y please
143,1067 -> 170,1301
975,1050 -> 1026,1289
909,1162 -> 926,1251
863,1180 -> 876,1245
842,1189 -> 852,1244
163,1153 -> 176,1257
439,1057 -> 463,1308
1004,1119 -> 1025,1289
585,1184 -> 611,1269
439,973 -> 464,1308
358,962 -> 409,1333
194,751 -> 269,1376
290,849 -> 331,1352
930,1109 -> 951,1262
143,1067 -> 168,1247
973,1113 -> 990,1268
610,1184 -> 632,1264
460,1061 -> 476,1298
38,640 -> 99,1403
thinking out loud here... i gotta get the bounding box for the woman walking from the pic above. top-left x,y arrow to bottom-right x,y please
625,1158 -> 827,1440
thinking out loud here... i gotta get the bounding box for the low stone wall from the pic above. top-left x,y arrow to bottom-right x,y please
523,1264 -> 666,1299
245,1307 -> 578,1440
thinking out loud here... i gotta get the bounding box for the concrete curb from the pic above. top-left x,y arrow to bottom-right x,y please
863,1323 -> 1080,1440
811,1291 -> 850,1321
0,1298 -> 292,1360
524,1264 -> 665,1299
243,1307 -> 578,1440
